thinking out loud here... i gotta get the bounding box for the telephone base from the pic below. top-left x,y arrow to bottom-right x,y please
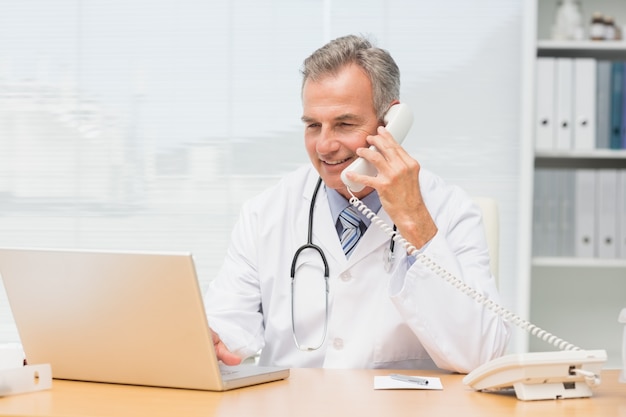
512,381 -> 593,401
463,349 -> 607,401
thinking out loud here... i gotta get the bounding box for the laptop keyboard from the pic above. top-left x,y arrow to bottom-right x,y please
219,365 -> 239,376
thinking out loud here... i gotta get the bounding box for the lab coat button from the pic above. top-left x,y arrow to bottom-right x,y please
332,338 -> 344,350
340,271 -> 352,282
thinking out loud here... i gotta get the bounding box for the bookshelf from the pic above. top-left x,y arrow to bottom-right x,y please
528,0 -> 626,368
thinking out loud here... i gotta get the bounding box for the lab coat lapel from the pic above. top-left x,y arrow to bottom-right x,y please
310,189 -> 346,266
298,173 -> 345,266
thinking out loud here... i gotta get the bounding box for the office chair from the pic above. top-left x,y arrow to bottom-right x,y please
473,197 -> 499,285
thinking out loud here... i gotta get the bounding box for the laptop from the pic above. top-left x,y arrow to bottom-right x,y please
0,247 -> 289,391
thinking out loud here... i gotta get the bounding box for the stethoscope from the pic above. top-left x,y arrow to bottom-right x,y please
289,177 -> 396,351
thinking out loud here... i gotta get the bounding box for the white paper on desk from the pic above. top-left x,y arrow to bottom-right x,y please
374,376 -> 443,390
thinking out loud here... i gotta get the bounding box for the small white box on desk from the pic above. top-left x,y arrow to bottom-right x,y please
0,345 -> 52,396
0,364 -> 52,396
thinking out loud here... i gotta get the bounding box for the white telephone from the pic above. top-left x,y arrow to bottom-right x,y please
340,104 -> 607,401
340,103 -> 413,192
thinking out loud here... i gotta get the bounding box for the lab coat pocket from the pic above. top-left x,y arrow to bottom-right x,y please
373,302 -> 429,367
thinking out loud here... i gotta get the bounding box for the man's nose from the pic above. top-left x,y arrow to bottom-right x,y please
316,126 -> 340,154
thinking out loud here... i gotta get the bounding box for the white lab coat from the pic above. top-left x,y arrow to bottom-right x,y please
205,165 -> 510,372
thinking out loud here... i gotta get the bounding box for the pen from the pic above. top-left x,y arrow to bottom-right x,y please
390,373 -> 429,386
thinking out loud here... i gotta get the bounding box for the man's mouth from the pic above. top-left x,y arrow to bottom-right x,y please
321,156 -> 352,166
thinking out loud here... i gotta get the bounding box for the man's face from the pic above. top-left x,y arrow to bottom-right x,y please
301,64 -> 379,199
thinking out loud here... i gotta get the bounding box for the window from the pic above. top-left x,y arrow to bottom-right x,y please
0,0 -> 523,343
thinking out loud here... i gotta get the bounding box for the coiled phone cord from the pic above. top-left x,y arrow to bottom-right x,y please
347,194 -> 582,352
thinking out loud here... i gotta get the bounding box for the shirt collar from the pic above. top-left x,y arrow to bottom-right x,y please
326,186 -> 382,228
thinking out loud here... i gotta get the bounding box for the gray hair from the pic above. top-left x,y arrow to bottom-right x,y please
300,34 -> 400,121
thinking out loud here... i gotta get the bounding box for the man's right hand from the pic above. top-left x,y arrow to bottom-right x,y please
211,329 -> 243,366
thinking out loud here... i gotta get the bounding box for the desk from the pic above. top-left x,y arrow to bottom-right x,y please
0,369 -> 623,417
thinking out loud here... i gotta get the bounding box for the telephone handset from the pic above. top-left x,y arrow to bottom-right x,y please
338,105 -> 607,399
340,103 -> 414,193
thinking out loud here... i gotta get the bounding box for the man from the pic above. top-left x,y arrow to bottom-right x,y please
205,34 -> 509,372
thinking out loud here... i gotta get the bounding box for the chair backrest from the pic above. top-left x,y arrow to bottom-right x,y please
472,197 -> 499,285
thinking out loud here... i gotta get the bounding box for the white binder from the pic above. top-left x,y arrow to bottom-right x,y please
596,169 -> 618,259
532,169 -> 548,256
574,169 -> 595,258
596,61 -> 612,149
532,169 -> 559,256
555,58 -> 574,150
556,169 -> 576,256
573,58 -> 597,150
619,170 -> 626,259
544,169 -> 559,256
535,57 -> 556,151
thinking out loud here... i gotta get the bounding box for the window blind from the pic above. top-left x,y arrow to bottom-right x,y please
0,0 -> 523,343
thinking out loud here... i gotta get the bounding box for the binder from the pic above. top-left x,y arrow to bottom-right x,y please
532,169 -> 548,256
617,169 -> 626,256
596,61 -> 612,149
622,66 -> 626,149
574,169 -> 595,258
573,58 -> 597,150
610,62 -> 624,149
544,168 -> 559,257
535,57 -> 556,151
555,58 -> 574,150
596,169 -> 618,258
556,169 -> 576,257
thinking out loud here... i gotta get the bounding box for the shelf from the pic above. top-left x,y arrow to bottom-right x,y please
538,40 -> 626,51
536,149 -> 626,158
532,257 -> 626,268
534,150 -> 626,168
537,40 -> 626,59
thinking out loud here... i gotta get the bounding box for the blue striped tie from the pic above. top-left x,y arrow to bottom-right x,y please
339,206 -> 362,258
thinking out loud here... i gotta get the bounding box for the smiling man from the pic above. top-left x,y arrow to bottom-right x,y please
205,34 -> 509,372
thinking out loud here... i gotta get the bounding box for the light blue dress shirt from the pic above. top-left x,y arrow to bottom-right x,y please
325,187 -> 382,237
